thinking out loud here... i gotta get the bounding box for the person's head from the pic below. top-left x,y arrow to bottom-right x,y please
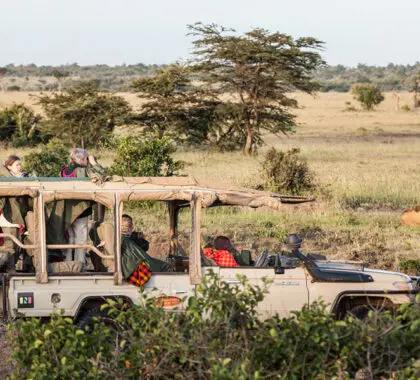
70,148 -> 89,167
121,214 -> 134,235
4,155 -> 22,175
214,236 -> 233,252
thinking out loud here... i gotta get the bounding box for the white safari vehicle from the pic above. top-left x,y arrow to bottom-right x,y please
0,177 -> 417,325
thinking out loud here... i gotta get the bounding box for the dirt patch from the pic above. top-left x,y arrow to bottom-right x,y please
0,322 -> 12,378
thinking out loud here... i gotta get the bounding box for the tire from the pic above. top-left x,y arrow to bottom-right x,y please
77,307 -> 120,334
347,303 -> 392,320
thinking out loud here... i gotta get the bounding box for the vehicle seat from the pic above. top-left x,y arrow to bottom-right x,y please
254,250 -> 271,267
238,249 -> 253,266
91,222 -> 115,272
49,261 -> 82,273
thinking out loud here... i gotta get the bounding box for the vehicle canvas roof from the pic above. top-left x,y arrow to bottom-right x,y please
0,176 -> 314,210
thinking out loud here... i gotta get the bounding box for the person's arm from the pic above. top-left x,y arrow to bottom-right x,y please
88,155 -> 98,166
86,156 -> 107,176
85,156 -> 108,183
131,232 -> 150,252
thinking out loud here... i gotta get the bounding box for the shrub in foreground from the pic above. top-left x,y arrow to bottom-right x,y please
7,273 -> 420,379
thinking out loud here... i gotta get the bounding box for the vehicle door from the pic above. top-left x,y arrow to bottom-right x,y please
219,265 -> 309,319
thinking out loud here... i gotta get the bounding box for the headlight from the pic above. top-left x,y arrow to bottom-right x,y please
393,281 -> 413,291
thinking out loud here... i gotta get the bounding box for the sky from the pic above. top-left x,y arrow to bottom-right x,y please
1,0 -> 419,67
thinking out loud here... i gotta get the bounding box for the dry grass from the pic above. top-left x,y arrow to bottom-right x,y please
1,91 -> 420,268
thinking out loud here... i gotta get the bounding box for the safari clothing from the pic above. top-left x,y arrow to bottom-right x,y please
46,162 -> 106,245
0,166 -> 32,270
121,235 -> 152,282
123,234 -> 170,273
130,232 -> 150,252
0,166 -> 31,227
65,216 -> 89,267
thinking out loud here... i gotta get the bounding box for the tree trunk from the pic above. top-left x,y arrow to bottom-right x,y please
243,130 -> 253,155
411,92 -> 418,109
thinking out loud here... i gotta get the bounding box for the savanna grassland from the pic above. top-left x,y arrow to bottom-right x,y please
1,91 -> 420,269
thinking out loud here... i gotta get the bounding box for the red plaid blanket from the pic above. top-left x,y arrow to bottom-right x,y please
128,261 -> 152,287
203,248 -> 239,267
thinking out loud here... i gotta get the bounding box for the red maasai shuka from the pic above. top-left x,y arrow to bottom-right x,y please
128,261 -> 152,287
203,248 -> 239,267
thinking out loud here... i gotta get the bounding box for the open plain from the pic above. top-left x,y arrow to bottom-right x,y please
1,90 -> 420,377
1,91 -> 420,268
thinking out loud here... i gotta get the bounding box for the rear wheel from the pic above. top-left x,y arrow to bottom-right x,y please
77,307 -> 120,333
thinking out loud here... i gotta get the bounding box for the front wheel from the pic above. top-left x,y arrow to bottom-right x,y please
347,304 -> 392,320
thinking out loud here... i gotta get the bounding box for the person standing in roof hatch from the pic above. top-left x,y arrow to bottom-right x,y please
46,148 -> 107,270
60,148 -> 105,179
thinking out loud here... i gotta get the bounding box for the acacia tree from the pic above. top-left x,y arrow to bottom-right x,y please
131,64 -> 218,145
188,23 -> 325,154
37,81 -> 131,149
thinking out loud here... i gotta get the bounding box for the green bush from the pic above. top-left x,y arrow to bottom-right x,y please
261,147 -> 316,195
22,139 -> 69,177
400,259 -> 420,275
0,103 -> 45,147
351,83 -> 385,111
110,135 -> 185,177
7,272 -> 420,379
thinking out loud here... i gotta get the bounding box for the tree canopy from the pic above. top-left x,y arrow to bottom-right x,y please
131,64 -> 217,145
37,81 -> 132,149
188,23 -> 325,153
0,103 -> 43,146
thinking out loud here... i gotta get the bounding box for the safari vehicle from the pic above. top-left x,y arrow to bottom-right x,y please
0,177 -> 418,325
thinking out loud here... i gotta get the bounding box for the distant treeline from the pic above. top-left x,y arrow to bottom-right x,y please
1,62 -> 419,92
0,63 -> 163,92
314,63 -> 420,92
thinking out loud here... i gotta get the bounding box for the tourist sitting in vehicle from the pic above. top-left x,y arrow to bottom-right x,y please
88,219 -> 152,284
121,234 -> 152,287
121,214 -> 171,272
203,236 -> 240,267
121,214 -> 150,252
0,155 -> 35,272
